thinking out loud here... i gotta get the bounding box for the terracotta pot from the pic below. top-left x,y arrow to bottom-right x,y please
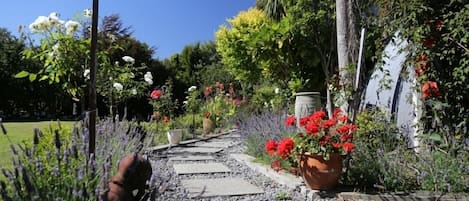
298,153 -> 342,190
289,166 -> 300,177
202,118 -> 214,133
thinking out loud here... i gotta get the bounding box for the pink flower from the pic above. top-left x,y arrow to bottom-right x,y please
151,89 -> 163,100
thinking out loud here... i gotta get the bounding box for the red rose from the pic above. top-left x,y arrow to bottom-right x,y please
265,140 -> 278,156
151,89 -> 163,100
277,138 -> 295,159
415,54 -> 428,76
285,115 -> 296,127
343,142 -> 355,153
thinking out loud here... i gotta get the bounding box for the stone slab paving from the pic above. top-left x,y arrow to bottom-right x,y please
173,163 -> 231,175
168,155 -> 215,161
181,178 -> 264,198
218,133 -> 241,138
167,147 -> 223,154
193,141 -> 235,148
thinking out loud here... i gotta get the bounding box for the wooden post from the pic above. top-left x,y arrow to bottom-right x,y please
89,0 -> 99,155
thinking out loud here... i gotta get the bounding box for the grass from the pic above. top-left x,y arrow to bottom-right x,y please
0,121 -> 75,169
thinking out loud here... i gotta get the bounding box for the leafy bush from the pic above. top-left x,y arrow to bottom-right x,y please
0,117 -> 169,200
346,109 -> 469,193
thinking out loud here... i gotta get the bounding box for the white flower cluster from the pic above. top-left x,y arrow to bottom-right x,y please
122,56 -> 135,65
83,9 -> 92,18
144,72 -> 153,85
29,11 -> 81,36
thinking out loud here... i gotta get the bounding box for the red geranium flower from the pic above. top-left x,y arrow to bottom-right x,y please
323,118 -> 337,129
151,89 -> 163,100
305,121 -> 320,135
332,108 -> 342,118
343,142 -> 355,153
277,138 -> 294,159
265,140 -> 278,156
299,116 -> 309,127
285,115 -> 296,127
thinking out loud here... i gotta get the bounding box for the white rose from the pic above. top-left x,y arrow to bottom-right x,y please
122,56 -> 135,64
188,86 -> 197,92
83,69 -> 90,80
131,88 -> 137,95
113,82 -> 123,91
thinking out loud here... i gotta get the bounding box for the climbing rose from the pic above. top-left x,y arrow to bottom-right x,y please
422,81 -> 440,99
342,142 -> 355,153
265,140 -> 278,156
285,115 -> 296,127
151,89 -> 163,100
277,138 -> 294,159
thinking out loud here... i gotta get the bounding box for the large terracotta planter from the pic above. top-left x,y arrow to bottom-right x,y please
294,92 -> 321,127
298,153 -> 342,190
202,118 -> 214,134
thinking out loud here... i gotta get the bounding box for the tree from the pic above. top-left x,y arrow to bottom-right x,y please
216,9 -> 268,95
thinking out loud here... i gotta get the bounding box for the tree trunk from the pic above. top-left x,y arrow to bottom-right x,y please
336,0 -> 355,114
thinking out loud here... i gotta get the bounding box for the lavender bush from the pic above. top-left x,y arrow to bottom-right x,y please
237,110 -> 296,158
0,114 -> 170,200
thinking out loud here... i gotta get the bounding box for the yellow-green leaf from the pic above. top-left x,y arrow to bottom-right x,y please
29,73 -> 37,81
15,71 -> 29,78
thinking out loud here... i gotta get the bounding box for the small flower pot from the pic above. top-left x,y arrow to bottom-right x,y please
167,129 -> 183,145
202,118 -> 214,134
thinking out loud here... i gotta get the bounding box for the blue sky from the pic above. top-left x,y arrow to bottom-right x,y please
1,0 -> 254,59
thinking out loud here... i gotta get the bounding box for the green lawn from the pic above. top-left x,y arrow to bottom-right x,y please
0,121 -> 75,169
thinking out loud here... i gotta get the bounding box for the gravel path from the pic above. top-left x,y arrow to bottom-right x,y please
147,135 -> 308,201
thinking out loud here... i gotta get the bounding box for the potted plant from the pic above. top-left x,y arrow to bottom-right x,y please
162,115 -> 184,145
265,109 -> 357,190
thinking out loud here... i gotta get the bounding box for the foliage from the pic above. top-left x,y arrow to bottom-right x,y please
149,79 -> 176,118
215,8 -> 266,88
183,86 -> 201,114
202,82 -> 239,128
0,118 -> 168,200
346,109 -> 469,193
251,84 -> 291,112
